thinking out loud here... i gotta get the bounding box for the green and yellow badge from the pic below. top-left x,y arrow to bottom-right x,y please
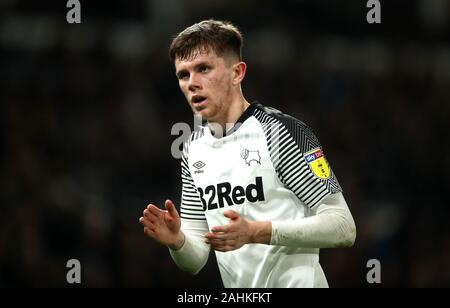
304,148 -> 330,179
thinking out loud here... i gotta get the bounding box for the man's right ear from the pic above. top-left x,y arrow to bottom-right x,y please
232,62 -> 247,86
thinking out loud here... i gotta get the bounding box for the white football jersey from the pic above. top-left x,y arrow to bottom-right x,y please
180,102 -> 342,288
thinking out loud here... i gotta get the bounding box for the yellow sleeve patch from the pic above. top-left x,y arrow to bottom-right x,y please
304,148 -> 330,179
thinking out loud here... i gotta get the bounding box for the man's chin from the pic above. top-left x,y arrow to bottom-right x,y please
193,108 -> 214,121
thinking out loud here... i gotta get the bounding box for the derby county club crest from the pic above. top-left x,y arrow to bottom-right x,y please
241,149 -> 261,166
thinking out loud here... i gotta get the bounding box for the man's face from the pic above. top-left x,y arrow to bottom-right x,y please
175,49 -> 235,122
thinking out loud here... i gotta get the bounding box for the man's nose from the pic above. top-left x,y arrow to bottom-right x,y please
188,73 -> 201,92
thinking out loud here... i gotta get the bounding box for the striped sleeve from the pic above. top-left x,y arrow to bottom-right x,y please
180,134 -> 206,221
254,107 -> 342,208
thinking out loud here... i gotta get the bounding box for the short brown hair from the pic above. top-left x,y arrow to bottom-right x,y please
169,19 -> 243,63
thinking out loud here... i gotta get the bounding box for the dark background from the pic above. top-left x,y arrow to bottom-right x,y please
1,0 -> 449,287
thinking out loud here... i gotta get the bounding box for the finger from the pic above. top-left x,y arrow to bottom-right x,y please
140,217 -> 156,230
208,242 -> 224,249
165,200 -> 180,219
139,217 -> 146,225
223,239 -> 236,246
141,216 -> 157,227
211,245 -> 234,252
205,232 -> 229,240
144,227 -> 156,237
205,236 -> 224,243
206,238 -> 226,246
210,239 -> 236,245
147,204 -> 163,217
211,225 -> 231,233
144,209 -> 158,221
146,204 -> 159,211
223,210 -> 239,220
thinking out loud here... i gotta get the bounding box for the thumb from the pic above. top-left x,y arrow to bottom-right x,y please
223,210 -> 239,221
165,199 -> 179,219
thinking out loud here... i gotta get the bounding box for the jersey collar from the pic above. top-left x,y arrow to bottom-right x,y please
222,101 -> 260,137
203,101 -> 260,140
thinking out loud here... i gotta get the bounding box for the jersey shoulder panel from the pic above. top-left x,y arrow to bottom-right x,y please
252,103 -> 342,208
254,105 -> 320,152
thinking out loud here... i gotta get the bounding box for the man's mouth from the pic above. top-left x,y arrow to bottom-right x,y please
192,95 -> 208,106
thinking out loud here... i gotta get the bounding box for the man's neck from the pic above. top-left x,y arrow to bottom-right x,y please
208,95 -> 250,138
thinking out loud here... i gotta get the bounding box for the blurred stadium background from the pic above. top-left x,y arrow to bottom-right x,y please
1,0 -> 449,287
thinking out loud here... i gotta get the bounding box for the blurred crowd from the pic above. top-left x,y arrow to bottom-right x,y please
1,0 -> 449,287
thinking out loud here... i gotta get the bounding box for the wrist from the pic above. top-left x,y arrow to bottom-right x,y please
249,221 -> 272,244
168,232 -> 186,250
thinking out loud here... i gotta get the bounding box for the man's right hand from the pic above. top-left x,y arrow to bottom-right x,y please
139,199 -> 185,250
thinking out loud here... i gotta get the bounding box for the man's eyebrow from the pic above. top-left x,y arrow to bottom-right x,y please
176,61 -> 212,78
194,61 -> 211,68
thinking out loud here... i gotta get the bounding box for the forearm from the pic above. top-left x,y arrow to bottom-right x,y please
271,192 -> 356,248
169,220 -> 210,275
251,193 -> 356,248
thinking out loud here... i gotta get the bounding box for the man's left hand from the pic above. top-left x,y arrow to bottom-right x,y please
204,210 -> 271,252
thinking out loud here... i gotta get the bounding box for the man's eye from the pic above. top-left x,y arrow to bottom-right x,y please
199,66 -> 209,73
178,73 -> 189,80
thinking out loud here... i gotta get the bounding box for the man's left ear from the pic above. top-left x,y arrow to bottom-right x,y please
232,62 -> 247,85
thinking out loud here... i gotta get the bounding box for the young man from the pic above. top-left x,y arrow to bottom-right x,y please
139,20 -> 356,288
